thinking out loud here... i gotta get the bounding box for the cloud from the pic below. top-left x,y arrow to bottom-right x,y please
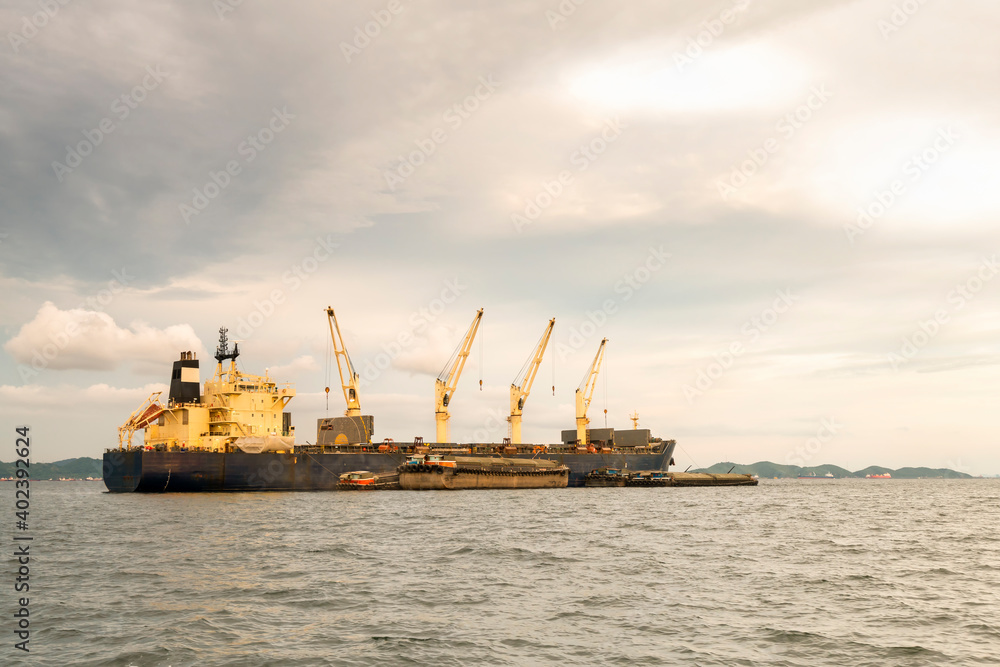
393,325 -> 466,378
4,302 -> 201,373
0,382 -> 168,412
266,355 -> 318,378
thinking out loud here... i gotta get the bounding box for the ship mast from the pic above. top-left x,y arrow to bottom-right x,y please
508,318 -> 555,444
214,327 -> 239,378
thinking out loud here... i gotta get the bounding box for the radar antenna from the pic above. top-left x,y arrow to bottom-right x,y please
214,327 -> 240,363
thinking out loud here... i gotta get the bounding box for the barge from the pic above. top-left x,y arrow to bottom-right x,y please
397,455 -> 569,490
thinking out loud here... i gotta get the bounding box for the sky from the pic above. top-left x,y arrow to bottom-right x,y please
1,0 -> 998,474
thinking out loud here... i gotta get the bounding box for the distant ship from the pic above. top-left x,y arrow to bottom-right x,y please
866,473 -> 892,479
797,472 -> 835,479
104,310 -> 676,492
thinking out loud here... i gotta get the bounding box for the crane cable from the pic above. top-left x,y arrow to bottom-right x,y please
324,324 -> 331,414
604,347 -> 608,428
551,340 -> 555,396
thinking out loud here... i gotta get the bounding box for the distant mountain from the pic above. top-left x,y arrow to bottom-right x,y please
853,465 -> 894,477
0,457 -> 104,480
693,461 -> 974,479
892,467 -> 974,479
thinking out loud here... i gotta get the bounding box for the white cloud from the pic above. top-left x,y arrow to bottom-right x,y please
0,383 -> 168,413
393,325 -> 465,378
4,302 -> 201,373
266,355 -> 318,379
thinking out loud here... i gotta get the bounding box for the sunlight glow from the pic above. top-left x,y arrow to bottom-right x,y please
567,43 -> 811,113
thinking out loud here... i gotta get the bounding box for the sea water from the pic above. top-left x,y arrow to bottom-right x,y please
8,479 -> 1000,666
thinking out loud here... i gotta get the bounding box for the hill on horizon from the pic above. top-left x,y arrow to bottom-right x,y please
694,461 -> 974,479
0,457 -> 104,480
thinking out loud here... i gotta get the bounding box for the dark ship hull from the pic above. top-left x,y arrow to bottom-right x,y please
102,441 -> 675,492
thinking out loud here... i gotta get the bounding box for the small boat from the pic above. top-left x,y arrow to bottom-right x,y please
337,470 -> 400,490
626,470 -> 670,487
797,472 -> 835,479
584,467 -> 628,487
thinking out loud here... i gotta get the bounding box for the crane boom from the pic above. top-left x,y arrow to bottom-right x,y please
575,338 -> 607,445
325,306 -> 361,417
508,318 -> 555,444
434,308 -> 484,443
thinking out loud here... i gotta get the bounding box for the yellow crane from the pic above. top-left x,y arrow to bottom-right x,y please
325,306 -> 361,417
434,308 -> 484,443
117,391 -> 165,449
575,338 -> 608,445
508,318 -> 555,444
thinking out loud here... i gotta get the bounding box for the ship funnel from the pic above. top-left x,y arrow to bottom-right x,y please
169,350 -> 201,404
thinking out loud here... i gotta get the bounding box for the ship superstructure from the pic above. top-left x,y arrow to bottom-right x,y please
123,328 -> 295,454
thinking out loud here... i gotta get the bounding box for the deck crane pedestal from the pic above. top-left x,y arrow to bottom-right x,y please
508,318 -> 555,444
575,338 -> 608,446
434,308 -> 484,443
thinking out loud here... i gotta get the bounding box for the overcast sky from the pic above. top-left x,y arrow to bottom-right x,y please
2,0 -> 998,473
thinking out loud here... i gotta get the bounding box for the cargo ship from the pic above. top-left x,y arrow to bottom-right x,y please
103,309 -> 676,492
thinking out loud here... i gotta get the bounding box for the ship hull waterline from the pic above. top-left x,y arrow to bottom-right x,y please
102,442 -> 675,492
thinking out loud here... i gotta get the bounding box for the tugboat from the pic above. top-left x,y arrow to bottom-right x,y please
584,467 -> 628,487
337,471 -> 400,490
626,470 -> 670,487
